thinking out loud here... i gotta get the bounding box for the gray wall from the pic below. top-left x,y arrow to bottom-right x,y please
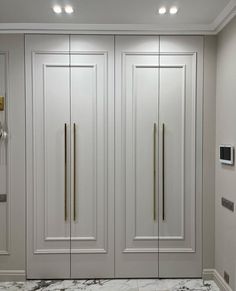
215,16 -> 236,290
203,36 -> 216,270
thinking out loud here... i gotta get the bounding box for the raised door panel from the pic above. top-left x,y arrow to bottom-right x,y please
115,36 -> 159,277
159,64 -> 185,241
26,35 -> 71,279
70,35 -> 114,278
158,36 -> 203,277
34,60 -> 71,247
124,60 -> 159,249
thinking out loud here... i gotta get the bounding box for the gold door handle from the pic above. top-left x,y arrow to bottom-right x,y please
73,123 -> 77,221
153,123 -> 157,221
162,123 -> 165,221
64,123 -> 67,221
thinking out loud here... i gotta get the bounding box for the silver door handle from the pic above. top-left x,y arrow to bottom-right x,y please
0,122 -> 7,141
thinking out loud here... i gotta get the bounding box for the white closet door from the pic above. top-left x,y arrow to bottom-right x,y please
26,35 -> 71,278
158,36 -> 203,277
70,35 -> 114,278
115,36 -> 159,277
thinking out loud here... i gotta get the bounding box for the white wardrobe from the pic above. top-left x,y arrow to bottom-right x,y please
25,34 -> 203,279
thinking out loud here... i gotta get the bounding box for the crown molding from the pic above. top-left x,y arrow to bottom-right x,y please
0,23 -> 214,35
211,0 -> 236,33
0,1 -> 236,35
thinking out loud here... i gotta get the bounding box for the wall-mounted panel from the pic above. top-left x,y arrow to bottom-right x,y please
0,35 -> 25,281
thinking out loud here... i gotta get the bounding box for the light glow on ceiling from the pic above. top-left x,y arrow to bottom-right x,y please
158,7 -> 167,15
53,5 -> 62,14
169,6 -> 178,15
65,5 -> 74,14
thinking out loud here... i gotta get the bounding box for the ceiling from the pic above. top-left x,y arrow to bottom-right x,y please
0,0 -> 236,34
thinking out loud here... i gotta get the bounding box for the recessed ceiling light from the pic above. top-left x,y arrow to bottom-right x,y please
53,5 -> 62,14
65,5 -> 74,14
158,7 -> 167,15
169,6 -> 178,15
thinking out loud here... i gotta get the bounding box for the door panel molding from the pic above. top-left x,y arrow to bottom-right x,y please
31,55 -> 70,254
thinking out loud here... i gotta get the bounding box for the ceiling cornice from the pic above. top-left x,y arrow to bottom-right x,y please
0,1 -> 236,35
211,0 -> 236,33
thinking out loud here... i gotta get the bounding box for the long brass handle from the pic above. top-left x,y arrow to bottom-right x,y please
73,123 -> 77,221
153,123 -> 157,221
64,123 -> 67,221
162,123 -> 165,221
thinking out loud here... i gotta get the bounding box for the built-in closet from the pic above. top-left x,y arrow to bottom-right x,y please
25,34 -> 203,279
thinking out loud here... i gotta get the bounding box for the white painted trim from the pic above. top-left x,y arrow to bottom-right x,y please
0,270 -> 26,281
0,1 -> 236,36
212,0 -> 236,33
203,269 -> 233,291
0,23 -> 214,35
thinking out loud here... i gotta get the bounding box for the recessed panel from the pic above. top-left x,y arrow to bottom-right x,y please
71,54 -> 108,253
159,65 -> 185,240
133,65 -> 158,239
44,65 -> 70,241
32,53 -> 71,253
123,54 -> 159,252
71,65 -> 97,242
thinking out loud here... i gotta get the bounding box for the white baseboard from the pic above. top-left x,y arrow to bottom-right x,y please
203,269 -> 233,291
0,270 -> 26,281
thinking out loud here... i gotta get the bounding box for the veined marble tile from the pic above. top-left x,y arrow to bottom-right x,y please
169,279 -> 219,291
0,279 -> 219,291
88,279 -> 138,290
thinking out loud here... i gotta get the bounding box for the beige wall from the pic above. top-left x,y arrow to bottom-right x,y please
215,16 -> 236,290
203,36 -> 217,270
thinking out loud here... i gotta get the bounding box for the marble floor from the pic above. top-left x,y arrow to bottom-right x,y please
0,279 -> 219,291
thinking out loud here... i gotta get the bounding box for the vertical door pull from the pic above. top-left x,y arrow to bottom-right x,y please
64,123 -> 67,221
73,123 -> 77,221
162,123 -> 165,221
153,123 -> 157,221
